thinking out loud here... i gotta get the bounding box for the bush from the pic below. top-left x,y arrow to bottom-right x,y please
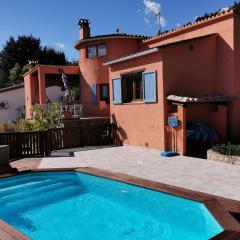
31,103 -> 61,131
212,142 -> 240,156
13,119 -> 33,132
0,103 -> 61,133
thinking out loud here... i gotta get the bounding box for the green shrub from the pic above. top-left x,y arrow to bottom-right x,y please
212,142 -> 240,156
31,103 -> 61,131
0,103 -> 61,133
13,119 -> 33,132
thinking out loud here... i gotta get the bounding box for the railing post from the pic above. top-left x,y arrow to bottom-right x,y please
44,130 -> 50,156
16,132 -> 22,158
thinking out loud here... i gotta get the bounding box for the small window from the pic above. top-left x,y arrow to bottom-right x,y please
122,73 -> 143,103
87,44 -> 107,58
99,84 -> 109,101
87,46 -> 97,58
98,44 -> 107,56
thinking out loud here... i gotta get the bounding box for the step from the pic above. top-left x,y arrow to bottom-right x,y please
0,179 -> 57,196
4,184 -> 85,211
0,180 -> 68,204
0,171 -> 77,189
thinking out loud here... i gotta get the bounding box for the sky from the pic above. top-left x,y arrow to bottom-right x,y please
0,0 -> 235,60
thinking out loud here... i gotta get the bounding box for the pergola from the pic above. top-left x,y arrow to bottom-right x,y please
166,95 -> 234,155
24,64 -> 80,119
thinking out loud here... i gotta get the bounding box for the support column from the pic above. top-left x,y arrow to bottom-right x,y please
24,74 -> 37,119
38,68 -> 46,105
177,105 -> 187,155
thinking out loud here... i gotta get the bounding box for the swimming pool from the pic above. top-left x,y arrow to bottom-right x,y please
0,171 -> 223,239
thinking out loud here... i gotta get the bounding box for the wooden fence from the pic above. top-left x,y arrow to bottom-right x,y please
0,125 -> 113,159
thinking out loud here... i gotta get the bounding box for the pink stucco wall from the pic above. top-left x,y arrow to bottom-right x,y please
109,53 -> 166,150
107,12 -> 240,153
78,38 -> 141,105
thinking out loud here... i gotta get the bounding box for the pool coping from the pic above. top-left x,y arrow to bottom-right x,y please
0,167 -> 239,240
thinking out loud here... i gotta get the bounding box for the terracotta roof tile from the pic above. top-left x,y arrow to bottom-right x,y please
144,9 -> 234,43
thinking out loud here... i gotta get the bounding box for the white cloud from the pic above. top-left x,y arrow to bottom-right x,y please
54,42 -> 65,49
176,23 -> 181,27
143,0 -> 166,28
144,0 -> 160,15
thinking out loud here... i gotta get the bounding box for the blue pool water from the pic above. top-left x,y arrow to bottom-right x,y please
0,171 -> 222,240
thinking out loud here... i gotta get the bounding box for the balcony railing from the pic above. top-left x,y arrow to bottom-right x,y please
44,102 -> 110,119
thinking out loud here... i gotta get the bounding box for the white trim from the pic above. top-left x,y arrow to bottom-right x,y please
103,47 -> 160,66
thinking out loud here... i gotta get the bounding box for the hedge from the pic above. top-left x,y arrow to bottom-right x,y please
212,143 -> 240,156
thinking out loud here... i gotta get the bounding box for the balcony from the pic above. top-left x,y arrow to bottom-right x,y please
59,102 -> 110,119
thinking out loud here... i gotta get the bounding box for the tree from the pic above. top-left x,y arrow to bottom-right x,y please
8,63 -> 23,86
0,35 -> 67,87
40,47 -> 66,65
0,36 -> 41,82
67,60 -> 79,66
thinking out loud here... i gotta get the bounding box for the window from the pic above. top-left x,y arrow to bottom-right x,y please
87,46 -> 97,59
112,71 -> 157,104
99,84 -> 109,102
87,44 -> 106,58
98,44 -> 107,56
122,73 -> 143,103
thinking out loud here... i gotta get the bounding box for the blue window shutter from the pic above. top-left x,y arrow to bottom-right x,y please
112,77 -> 122,104
91,84 -> 97,103
143,71 -> 157,103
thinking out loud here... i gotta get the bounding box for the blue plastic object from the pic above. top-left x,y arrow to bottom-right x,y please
160,151 -> 179,157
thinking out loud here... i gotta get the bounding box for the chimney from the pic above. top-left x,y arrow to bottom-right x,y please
28,60 -> 39,70
78,19 -> 90,40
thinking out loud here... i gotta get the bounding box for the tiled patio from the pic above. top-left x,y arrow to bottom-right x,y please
12,145 -> 240,201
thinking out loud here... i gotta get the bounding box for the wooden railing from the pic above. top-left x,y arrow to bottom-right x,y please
0,125 -> 113,159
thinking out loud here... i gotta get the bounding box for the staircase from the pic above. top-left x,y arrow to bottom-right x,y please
0,172 -> 85,214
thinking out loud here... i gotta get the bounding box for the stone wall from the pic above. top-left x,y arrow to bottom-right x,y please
207,149 -> 240,165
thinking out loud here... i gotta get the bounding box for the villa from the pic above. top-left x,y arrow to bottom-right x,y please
24,8 -> 240,156
0,3 -> 240,240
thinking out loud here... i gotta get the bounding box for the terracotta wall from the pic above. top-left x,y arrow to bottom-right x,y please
78,38 -> 141,117
24,73 -> 39,119
145,14 -> 235,94
230,15 -> 240,141
24,65 -> 79,119
186,103 -> 227,141
166,105 -> 186,154
108,35 -> 227,152
162,36 -> 217,96
78,38 -> 141,103
109,52 -> 166,150
144,13 -> 240,141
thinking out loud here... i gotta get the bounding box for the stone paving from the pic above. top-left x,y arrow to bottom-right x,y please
36,145 -> 240,201
10,158 -> 41,171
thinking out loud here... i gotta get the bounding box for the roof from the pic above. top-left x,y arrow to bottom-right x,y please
0,84 -> 24,93
167,95 -> 234,103
74,33 -> 147,49
103,47 -> 160,66
23,64 -> 79,77
144,9 -> 235,44
103,34 -> 217,66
